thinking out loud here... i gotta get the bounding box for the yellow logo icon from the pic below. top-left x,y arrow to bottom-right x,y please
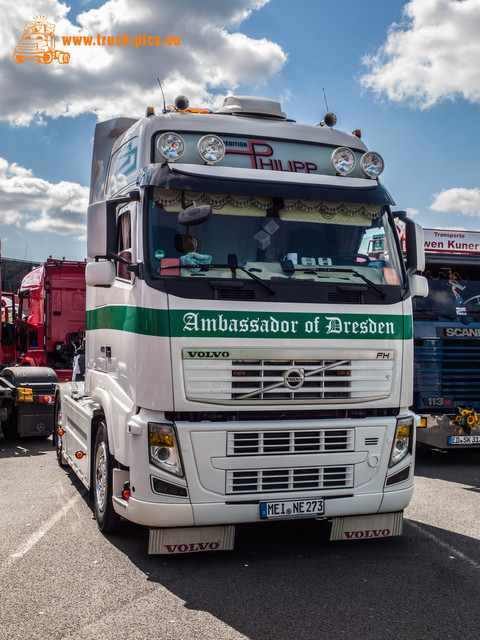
13,15 -> 70,65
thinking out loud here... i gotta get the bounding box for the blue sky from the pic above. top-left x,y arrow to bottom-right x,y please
2,0 -> 480,261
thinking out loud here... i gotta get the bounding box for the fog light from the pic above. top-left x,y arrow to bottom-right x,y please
386,465 -> 410,486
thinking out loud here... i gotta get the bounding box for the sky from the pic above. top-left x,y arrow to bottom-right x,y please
1,0 -> 480,262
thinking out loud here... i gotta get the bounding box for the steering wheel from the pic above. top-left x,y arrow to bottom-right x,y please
331,253 -> 371,265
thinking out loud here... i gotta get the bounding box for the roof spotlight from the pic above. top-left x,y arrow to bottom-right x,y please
331,147 -> 355,175
175,95 -> 189,111
323,112 -> 337,127
157,132 -> 185,161
361,151 -> 384,178
197,135 -> 225,164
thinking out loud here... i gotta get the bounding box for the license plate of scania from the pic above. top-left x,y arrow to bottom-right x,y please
260,498 -> 324,520
448,435 -> 480,445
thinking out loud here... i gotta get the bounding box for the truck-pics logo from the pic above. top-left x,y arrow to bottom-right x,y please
13,16 -> 70,65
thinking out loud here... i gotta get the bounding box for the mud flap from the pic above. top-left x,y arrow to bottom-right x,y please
330,511 -> 403,541
148,525 -> 235,554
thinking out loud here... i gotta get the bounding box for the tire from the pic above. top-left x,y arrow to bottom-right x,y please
41,51 -> 53,64
54,397 -> 68,467
93,423 -> 120,533
1,407 -> 19,441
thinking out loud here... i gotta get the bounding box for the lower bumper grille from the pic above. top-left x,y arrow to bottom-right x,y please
227,466 -> 354,494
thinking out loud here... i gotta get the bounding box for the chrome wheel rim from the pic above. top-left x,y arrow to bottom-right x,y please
95,441 -> 108,512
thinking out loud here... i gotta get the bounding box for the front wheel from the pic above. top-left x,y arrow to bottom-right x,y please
93,423 -> 120,533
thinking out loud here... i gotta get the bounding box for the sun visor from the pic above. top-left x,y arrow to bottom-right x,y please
138,163 -> 395,206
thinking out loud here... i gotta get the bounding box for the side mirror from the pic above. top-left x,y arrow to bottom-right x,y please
410,273 -> 429,298
178,204 -> 212,227
394,211 -> 425,274
87,192 -> 139,259
87,201 -> 112,259
85,261 -> 115,287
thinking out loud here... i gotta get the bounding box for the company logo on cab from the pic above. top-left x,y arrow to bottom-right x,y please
13,16 -> 70,65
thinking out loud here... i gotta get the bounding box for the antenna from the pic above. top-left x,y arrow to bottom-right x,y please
157,78 -> 167,114
322,88 -> 329,113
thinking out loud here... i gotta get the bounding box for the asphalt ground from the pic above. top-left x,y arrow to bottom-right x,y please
0,436 -> 479,640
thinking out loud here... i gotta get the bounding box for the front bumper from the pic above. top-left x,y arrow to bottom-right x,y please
416,414 -> 480,449
113,483 -> 413,528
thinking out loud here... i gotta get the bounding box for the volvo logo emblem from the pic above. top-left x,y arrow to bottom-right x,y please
283,367 -> 305,390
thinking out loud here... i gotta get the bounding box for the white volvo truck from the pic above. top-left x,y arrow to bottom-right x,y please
56,95 -> 427,553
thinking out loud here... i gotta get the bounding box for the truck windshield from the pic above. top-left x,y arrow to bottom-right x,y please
147,188 -> 404,287
414,263 -> 480,318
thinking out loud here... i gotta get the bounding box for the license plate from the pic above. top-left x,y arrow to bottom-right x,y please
448,435 -> 480,445
260,498 -> 324,520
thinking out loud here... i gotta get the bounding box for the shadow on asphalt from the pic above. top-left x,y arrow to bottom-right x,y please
5,431 -> 479,639
0,432 -> 53,458
102,514 -> 480,640
415,445 -> 480,486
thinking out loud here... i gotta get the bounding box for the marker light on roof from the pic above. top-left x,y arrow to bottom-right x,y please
197,135 -> 225,164
331,147 -> 356,175
157,132 -> 185,161
361,151 -> 384,178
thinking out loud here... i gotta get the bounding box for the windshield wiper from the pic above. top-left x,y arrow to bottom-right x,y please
154,256 -> 275,294
282,264 -> 386,298
212,254 -> 275,295
206,263 -> 275,295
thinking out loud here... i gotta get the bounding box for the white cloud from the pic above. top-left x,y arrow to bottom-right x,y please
4,0 -> 286,125
430,187 -> 480,216
360,0 -> 480,108
0,157 -> 88,236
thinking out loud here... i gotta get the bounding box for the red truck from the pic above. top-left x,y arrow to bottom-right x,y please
17,258 -> 86,381
1,292 -> 17,366
0,257 -> 86,440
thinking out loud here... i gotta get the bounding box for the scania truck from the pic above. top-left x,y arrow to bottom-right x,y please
55,94 -> 427,553
414,228 -> 480,450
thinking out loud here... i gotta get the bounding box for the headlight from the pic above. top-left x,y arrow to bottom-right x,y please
197,135 -> 225,164
157,132 -> 185,161
148,423 -> 183,476
331,147 -> 356,175
361,151 -> 384,178
389,416 -> 413,467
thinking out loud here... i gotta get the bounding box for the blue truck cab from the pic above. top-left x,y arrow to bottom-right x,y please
413,229 -> 480,449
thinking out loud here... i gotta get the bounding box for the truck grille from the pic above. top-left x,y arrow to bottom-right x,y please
414,338 -> 480,407
227,428 -> 355,455
227,466 -> 354,493
183,350 -> 393,405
